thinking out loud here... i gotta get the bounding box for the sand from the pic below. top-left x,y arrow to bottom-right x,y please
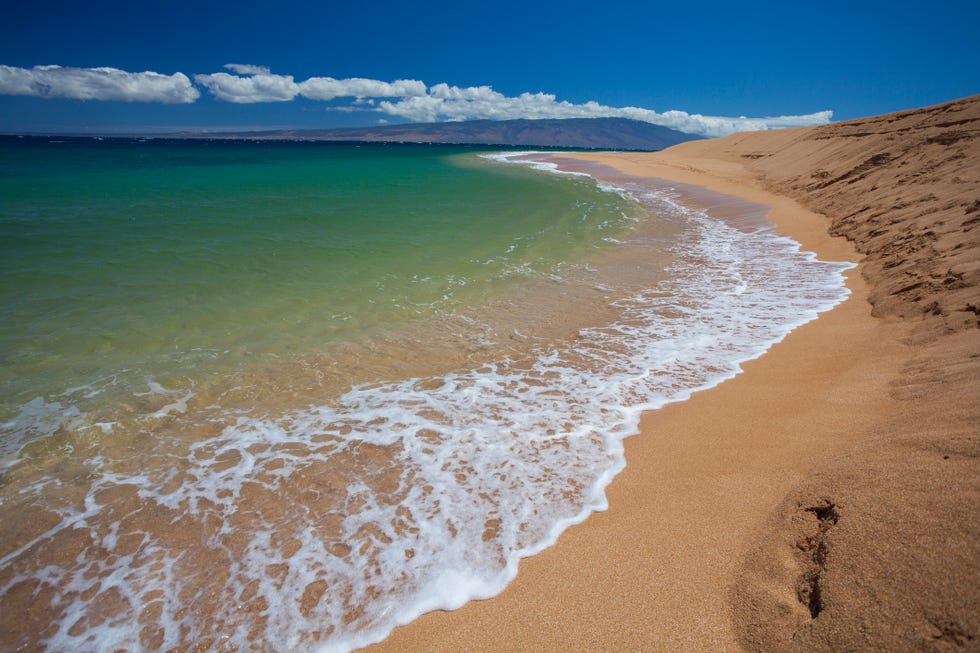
366,96 -> 980,652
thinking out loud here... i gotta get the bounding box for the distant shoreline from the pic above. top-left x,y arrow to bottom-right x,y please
0,134 -> 595,152
0,116 -> 703,151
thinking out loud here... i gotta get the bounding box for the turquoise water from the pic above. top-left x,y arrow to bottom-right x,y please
0,138 -> 632,411
0,139 -> 853,652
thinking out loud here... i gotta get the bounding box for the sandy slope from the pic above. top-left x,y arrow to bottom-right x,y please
366,96 -> 979,652
658,95 -> 980,651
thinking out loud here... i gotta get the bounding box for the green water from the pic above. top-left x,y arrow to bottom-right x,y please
0,138 -> 633,413
0,139 -> 857,652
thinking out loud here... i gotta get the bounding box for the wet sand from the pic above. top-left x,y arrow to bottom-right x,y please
367,96 -> 979,651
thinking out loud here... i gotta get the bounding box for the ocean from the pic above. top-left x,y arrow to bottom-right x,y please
0,137 -> 852,651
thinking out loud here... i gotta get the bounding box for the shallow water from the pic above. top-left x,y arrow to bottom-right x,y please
0,139 -> 853,651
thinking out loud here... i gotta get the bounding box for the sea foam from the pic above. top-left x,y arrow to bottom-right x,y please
0,153 -> 854,652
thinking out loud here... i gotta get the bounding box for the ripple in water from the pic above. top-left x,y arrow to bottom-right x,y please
0,152 -> 853,652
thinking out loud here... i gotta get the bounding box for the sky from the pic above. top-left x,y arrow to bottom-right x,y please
0,0 -> 977,136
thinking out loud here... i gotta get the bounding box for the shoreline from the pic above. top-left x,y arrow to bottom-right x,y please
366,151 -> 906,651
2,98 -> 974,650
367,96 -> 979,652
0,140 -> 866,651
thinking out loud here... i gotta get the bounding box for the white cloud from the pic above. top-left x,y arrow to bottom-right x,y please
299,77 -> 426,101
191,67 -> 832,135
223,63 -> 271,76
377,85 -> 833,137
193,65 -> 299,103
0,62 -> 833,137
428,83 -> 499,101
192,66 -> 428,105
0,64 -> 199,103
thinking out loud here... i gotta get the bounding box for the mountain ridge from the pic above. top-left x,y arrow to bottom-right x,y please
172,117 -> 702,151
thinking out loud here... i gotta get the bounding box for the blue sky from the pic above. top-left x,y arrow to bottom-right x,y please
1,0 -> 977,135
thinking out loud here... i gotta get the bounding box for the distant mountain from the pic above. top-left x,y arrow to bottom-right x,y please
174,118 -> 701,151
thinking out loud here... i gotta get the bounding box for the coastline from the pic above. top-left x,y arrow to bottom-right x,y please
367,97 -> 979,652
366,154 -> 897,651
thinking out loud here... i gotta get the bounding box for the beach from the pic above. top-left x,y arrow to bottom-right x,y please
0,139 -> 857,649
368,96 -> 979,651
0,98 -> 975,652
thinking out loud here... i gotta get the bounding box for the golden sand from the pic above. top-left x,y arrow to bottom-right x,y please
366,96 -> 979,652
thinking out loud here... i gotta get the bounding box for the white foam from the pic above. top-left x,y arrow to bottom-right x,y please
1,157 -> 855,652
145,389 -> 195,420
480,151 -> 593,180
0,397 -> 84,469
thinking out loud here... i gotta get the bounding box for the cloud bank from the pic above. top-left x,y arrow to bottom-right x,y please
193,65 -> 298,103
376,84 -> 833,138
190,67 -> 832,136
0,63 -> 833,137
0,65 -> 199,103
193,64 -> 428,104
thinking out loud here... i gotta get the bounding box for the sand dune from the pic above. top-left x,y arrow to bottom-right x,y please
690,95 -> 980,651
367,96 -> 979,652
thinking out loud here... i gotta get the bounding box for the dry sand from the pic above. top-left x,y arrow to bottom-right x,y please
366,96 -> 979,652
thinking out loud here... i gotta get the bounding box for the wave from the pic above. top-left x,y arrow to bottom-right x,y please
0,154 -> 853,652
